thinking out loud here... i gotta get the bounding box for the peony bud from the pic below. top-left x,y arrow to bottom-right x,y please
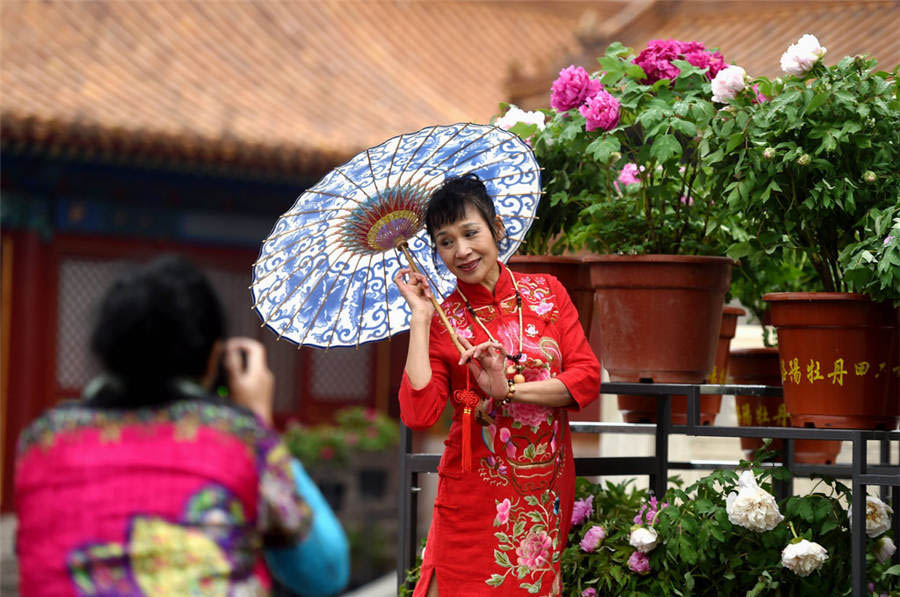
763,147 -> 776,159
797,153 -> 811,166
874,536 -> 896,564
863,171 -> 877,183
609,151 -> 622,163
781,538 -> 828,576
627,550 -> 651,575
629,525 -> 659,553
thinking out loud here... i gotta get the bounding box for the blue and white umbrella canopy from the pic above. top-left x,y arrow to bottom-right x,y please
251,123 -> 541,349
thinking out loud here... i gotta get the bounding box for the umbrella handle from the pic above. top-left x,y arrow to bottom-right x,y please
395,242 -> 466,356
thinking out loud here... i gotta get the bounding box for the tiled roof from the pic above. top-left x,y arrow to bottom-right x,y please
0,1 -> 625,178
510,0 -> 900,109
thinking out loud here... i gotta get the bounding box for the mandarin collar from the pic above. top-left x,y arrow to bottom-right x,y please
455,260 -> 514,306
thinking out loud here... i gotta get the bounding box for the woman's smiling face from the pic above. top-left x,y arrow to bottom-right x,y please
434,203 -> 502,292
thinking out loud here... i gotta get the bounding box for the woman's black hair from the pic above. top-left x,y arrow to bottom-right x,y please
424,174 -> 501,244
90,255 -> 226,397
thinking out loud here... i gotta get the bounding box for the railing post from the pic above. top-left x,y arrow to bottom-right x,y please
397,424 -> 416,590
654,391 -> 670,499
851,434 -> 866,597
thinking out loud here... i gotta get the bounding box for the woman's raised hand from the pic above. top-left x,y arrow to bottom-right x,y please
392,268 -> 435,321
457,335 -> 507,401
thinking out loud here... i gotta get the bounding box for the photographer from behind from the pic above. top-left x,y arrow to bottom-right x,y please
15,255 -> 348,597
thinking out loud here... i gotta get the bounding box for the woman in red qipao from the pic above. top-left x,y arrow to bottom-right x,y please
393,174 -> 602,596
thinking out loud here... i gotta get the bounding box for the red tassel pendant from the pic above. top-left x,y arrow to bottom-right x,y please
452,370 -> 480,472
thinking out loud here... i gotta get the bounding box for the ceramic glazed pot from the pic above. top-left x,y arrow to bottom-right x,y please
729,347 -> 842,464
764,293 -> 899,430
585,255 -> 733,423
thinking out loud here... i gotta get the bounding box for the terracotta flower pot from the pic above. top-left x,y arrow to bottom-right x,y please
764,292 -> 899,430
509,255 -> 600,423
585,255 -> 733,423
509,255 -> 593,332
729,347 -> 841,464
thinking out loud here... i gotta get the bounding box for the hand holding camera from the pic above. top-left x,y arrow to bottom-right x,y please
223,337 -> 275,426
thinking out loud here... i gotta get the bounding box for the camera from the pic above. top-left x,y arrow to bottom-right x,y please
212,346 -> 247,398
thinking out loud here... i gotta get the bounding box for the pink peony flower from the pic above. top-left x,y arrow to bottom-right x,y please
495,498 -> 511,525
684,48 -> 726,79
627,550 -> 651,574
551,65 -> 605,112
633,39 -> 683,83
509,402 -> 551,428
617,163 -> 642,186
634,496 -> 668,525
571,495 -> 594,526
579,90 -> 620,131
579,525 -> 607,552
633,39 -> 725,83
515,530 -> 552,569
710,65 -> 746,103
499,427 -> 511,443
582,589 -> 597,597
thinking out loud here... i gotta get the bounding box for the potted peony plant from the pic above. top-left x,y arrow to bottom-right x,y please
501,39 -> 738,423
708,34 -> 900,431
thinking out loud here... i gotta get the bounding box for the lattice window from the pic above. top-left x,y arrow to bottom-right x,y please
310,345 -> 372,402
56,258 -> 135,390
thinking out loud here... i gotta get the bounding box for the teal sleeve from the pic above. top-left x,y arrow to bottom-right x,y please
264,459 -> 350,596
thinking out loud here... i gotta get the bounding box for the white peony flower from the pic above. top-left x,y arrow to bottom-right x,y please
629,525 -> 659,553
780,34 -> 827,75
495,105 -> 546,132
874,536 -> 896,564
711,65 -> 747,103
726,470 -> 784,532
865,495 -> 893,538
781,539 -> 828,576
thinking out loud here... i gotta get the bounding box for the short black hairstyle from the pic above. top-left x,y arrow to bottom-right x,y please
90,255 -> 226,389
424,174 -> 501,244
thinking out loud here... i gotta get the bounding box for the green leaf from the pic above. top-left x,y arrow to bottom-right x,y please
508,122 -> 538,139
585,136 -> 621,163
884,564 -> 900,576
805,92 -> 829,114
494,549 -> 511,568
650,134 -> 682,163
797,499 -> 814,522
670,118 -> 698,137
726,132 -> 744,153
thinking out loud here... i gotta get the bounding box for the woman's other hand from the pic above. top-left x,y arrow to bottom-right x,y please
392,268 -> 435,322
457,335 -> 507,400
225,337 -> 275,426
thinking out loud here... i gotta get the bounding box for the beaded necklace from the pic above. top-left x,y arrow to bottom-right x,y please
455,266 -> 527,385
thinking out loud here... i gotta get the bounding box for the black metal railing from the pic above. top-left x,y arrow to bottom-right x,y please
397,382 -> 900,596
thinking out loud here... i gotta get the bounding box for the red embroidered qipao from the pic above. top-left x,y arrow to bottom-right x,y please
399,262 -> 602,596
